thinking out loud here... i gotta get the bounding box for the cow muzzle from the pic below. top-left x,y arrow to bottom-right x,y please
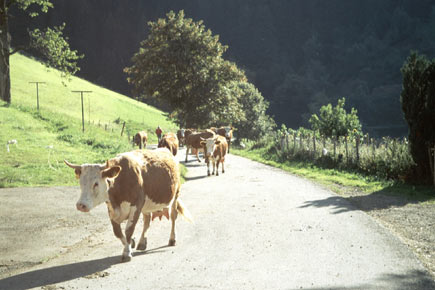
76,202 -> 90,212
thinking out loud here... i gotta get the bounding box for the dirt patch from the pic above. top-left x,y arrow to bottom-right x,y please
340,189 -> 435,278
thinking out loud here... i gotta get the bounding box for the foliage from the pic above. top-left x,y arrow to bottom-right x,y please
400,51 -> 435,183
231,82 -> 275,140
29,23 -> 83,78
244,126 -> 416,182
309,97 -> 362,138
0,0 -> 82,103
125,10 -> 247,128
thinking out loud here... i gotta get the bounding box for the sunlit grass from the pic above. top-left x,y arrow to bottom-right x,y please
0,53 -> 179,187
232,147 -> 435,204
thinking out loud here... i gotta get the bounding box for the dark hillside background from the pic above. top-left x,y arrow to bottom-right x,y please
10,0 -> 435,136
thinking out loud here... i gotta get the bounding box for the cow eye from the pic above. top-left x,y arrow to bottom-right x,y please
93,182 -> 98,189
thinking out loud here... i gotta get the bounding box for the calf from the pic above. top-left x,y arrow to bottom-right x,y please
200,135 -> 228,176
185,129 -> 215,162
158,132 -> 179,156
65,149 -> 192,262
133,131 -> 148,149
217,126 -> 233,153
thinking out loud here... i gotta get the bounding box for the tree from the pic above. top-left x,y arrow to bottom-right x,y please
309,97 -> 362,138
231,81 -> 276,140
400,51 -> 435,183
0,0 -> 83,104
125,10 -> 247,128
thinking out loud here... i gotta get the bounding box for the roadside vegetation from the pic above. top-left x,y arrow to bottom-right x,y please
0,53 -> 179,188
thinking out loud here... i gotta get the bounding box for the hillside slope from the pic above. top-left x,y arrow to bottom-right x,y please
0,53 -> 177,187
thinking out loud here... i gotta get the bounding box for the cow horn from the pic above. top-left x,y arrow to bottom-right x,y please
64,160 -> 81,170
200,137 -> 205,141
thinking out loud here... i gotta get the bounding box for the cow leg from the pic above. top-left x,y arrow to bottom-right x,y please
215,157 -> 219,176
137,213 -> 151,251
169,201 -> 178,246
110,220 -> 132,262
206,159 -> 211,176
195,150 -> 201,162
221,160 -> 225,174
185,146 -> 190,162
120,206 -> 141,262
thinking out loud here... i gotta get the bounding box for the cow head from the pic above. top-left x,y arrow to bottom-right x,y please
200,137 -> 220,158
64,160 -> 121,212
179,129 -> 185,138
223,126 -> 233,138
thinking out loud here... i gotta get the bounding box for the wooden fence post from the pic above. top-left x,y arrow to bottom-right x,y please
121,121 -> 126,136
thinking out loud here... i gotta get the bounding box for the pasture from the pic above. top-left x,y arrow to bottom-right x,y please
0,53 -> 179,187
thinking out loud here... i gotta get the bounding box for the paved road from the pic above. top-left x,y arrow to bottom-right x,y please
0,148 -> 434,290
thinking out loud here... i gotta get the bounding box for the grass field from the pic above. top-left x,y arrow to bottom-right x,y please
0,53 -> 179,187
231,146 -> 435,204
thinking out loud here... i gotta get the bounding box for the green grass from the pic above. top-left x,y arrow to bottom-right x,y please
232,146 -> 435,204
0,53 -> 180,187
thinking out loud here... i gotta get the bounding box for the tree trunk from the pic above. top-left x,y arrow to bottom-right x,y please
0,3 -> 11,104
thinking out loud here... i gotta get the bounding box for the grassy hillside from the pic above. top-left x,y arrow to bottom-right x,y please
0,53 -> 178,188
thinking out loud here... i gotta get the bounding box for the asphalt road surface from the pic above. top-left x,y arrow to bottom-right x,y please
0,147 -> 434,290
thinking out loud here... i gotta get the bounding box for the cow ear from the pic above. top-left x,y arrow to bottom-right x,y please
102,166 -> 121,179
74,169 -> 81,179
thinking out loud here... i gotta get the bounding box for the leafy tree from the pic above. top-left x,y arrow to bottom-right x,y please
309,97 -> 362,138
0,0 -> 83,104
400,51 -> 435,183
231,81 -> 275,140
125,10 -> 247,128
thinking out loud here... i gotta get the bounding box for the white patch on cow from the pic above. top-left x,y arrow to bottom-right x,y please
142,197 -> 172,213
126,205 -> 138,230
109,201 -> 132,224
224,127 -> 232,138
203,138 -> 217,158
180,129 -> 185,137
76,164 -> 109,211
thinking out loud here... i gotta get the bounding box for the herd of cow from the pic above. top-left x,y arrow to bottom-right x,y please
64,126 -> 233,262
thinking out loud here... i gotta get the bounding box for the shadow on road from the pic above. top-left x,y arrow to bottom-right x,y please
287,270 -> 435,290
0,256 -> 119,290
0,245 -> 173,290
300,185 -> 435,214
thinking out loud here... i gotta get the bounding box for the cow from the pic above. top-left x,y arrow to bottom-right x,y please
132,131 -> 148,149
216,126 -> 233,153
176,129 -> 185,147
158,132 -> 179,156
185,129 -> 215,162
200,135 -> 228,176
64,149 -> 192,262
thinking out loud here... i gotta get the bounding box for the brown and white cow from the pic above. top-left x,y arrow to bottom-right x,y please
200,135 -> 228,176
185,129 -> 215,162
158,132 -> 179,156
216,126 -> 233,153
133,131 -> 148,149
64,149 -> 192,262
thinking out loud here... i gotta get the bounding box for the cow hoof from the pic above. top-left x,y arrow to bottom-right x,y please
207,172 -> 210,176
168,239 -> 176,246
121,254 -> 132,262
137,240 -> 147,251
131,238 -> 136,249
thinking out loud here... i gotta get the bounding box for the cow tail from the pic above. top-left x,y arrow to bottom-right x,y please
176,198 -> 194,223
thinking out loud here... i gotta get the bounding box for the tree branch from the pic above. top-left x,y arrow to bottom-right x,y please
9,44 -> 27,55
